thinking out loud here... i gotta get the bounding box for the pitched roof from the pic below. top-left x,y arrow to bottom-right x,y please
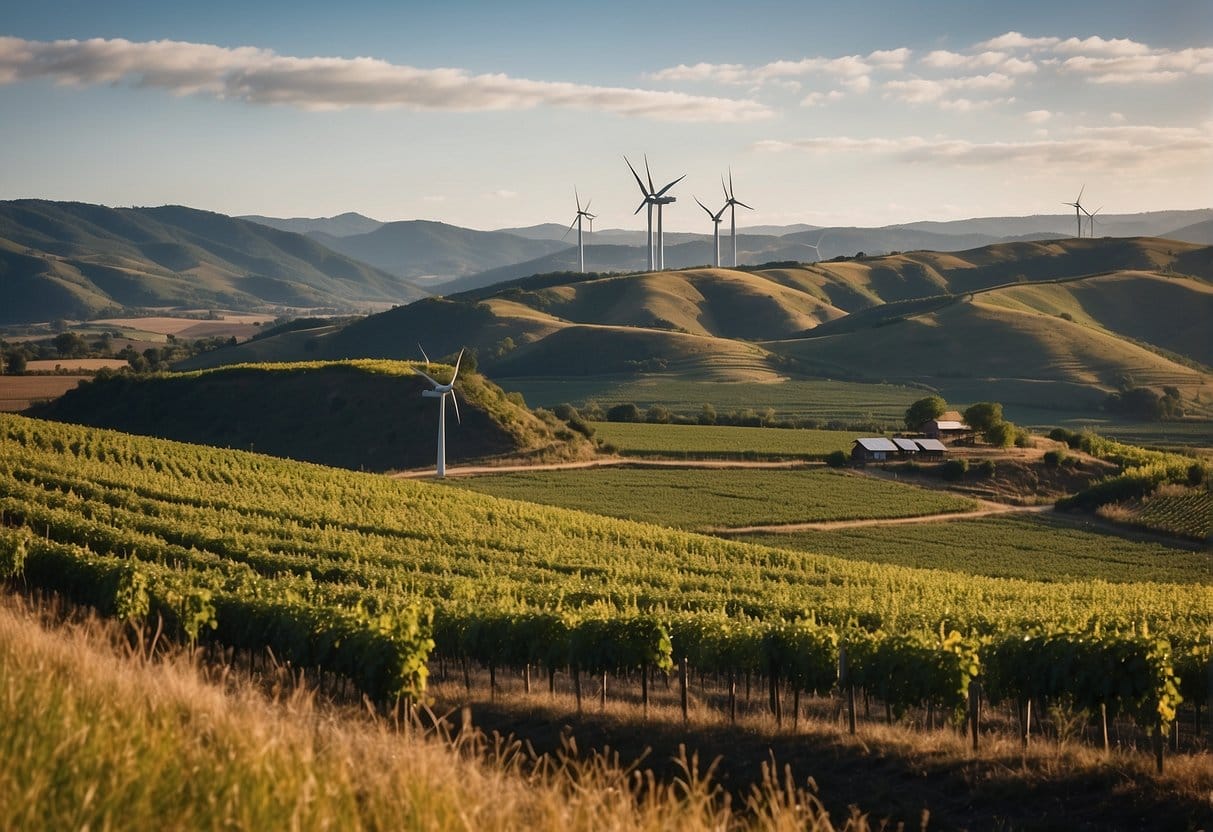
892,437 -> 920,451
940,411 -> 965,422
854,437 -> 898,452
929,420 -> 968,431
914,438 -> 948,451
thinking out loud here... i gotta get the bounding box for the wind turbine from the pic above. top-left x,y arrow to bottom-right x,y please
722,169 -> 753,267
1063,186 -> 1086,238
625,156 -> 684,271
694,197 -> 728,267
564,188 -> 595,273
416,348 -> 463,478
805,231 -> 829,262
1083,205 -> 1102,238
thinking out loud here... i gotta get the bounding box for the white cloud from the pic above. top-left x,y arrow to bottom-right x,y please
883,73 -> 1015,106
975,32 -> 1061,50
753,125 -> 1213,170
801,89 -> 845,107
649,47 -> 910,87
0,35 -> 772,122
843,75 -> 872,93
1025,109 -> 1052,123
488,189 -> 517,199
1052,35 -> 1152,57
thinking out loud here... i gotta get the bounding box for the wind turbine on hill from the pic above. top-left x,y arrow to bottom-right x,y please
1083,205 -> 1102,238
625,156 -> 684,271
1063,186 -> 1087,238
416,348 -> 463,478
805,231 -> 829,262
722,169 -> 753,267
694,197 -> 728,267
564,188 -> 595,273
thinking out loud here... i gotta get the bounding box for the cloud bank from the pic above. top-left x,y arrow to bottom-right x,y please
0,35 -> 772,122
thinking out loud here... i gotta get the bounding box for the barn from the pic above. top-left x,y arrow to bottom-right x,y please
851,437 -> 899,463
913,438 -> 948,459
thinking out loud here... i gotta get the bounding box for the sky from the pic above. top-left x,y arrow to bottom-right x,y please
0,0 -> 1210,231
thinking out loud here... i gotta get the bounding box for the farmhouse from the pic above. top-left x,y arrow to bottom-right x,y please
924,416 -> 970,440
851,437 -> 898,463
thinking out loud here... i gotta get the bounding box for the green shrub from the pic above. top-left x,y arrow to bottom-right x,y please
825,450 -> 848,468
976,460 -> 996,478
606,403 -> 640,423
1043,450 -> 1066,468
941,459 -> 969,481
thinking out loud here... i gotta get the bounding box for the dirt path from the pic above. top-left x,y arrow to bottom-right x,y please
390,456 -> 822,479
712,502 -> 1054,534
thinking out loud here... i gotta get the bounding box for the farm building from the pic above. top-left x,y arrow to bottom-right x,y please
851,437 -> 898,462
913,438 -> 948,459
924,418 -> 970,440
892,437 -> 920,457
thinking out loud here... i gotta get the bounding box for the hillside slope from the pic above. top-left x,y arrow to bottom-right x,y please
29,360 -> 593,471
0,201 -> 426,323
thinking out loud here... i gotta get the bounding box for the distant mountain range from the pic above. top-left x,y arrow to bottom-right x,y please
0,201 -> 425,324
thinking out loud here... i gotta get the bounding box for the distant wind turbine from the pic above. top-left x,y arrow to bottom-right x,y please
563,188 -> 596,273
722,169 -> 753,267
416,348 -> 463,478
1063,186 -> 1087,238
694,197 -> 728,267
805,231 -> 829,262
625,156 -> 684,271
1083,205 -> 1102,238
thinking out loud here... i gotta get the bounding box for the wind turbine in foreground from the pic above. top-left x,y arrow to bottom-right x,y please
564,188 -> 596,273
416,348 -> 463,478
694,197 -> 728,267
1063,186 -> 1087,238
625,156 -> 684,271
722,169 -> 752,267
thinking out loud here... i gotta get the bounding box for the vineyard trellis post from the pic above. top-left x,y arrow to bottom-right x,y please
968,680 -> 981,752
679,656 -> 689,725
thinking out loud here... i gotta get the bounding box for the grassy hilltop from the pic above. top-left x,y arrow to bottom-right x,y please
29,360 -> 593,471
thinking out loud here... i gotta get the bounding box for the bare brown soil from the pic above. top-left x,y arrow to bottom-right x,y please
0,375 -> 90,411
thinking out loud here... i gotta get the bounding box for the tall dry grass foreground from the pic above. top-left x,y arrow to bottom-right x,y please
0,594 -> 867,832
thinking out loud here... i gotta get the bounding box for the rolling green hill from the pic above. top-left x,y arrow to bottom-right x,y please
0,200 -> 426,323
28,360 -> 593,471
171,236 -> 1213,420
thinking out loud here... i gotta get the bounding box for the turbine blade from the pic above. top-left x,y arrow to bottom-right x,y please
634,199 -> 648,215
655,173 -> 686,197
415,368 -> 441,388
644,154 -> 655,193
450,391 -> 461,424
418,343 -> 431,364
562,218 -> 577,240
722,175 -> 729,199
695,196 -> 713,216
1076,184 -> 1085,203
575,186 -> 581,212
625,157 -> 651,195
729,168 -> 734,198
735,200 -> 753,210
450,349 -> 464,383
584,198 -> 592,212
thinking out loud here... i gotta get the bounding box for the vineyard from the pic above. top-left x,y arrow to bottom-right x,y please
734,514 -> 1212,584
592,422 -> 861,459
444,467 -> 977,530
1,414 -> 1210,770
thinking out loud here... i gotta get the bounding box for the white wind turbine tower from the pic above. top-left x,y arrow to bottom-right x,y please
626,156 -> 684,271
722,169 -> 753,267
1083,205 -> 1102,238
1063,186 -> 1087,238
564,188 -> 596,273
416,347 -> 463,478
694,197 -> 727,267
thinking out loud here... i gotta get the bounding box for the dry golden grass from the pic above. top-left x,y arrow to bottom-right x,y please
0,594 -> 864,832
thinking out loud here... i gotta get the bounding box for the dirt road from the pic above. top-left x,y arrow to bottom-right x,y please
712,502 -> 1054,534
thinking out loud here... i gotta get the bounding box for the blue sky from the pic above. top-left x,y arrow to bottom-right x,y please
1,1 -> 1210,230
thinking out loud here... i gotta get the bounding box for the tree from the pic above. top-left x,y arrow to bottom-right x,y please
606,403 -> 640,423
963,402 -> 1003,434
53,332 -> 88,358
4,351 -> 26,375
698,403 -> 717,426
645,405 -> 671,424
904,396 -> 946,431
985,421 -> 1016,448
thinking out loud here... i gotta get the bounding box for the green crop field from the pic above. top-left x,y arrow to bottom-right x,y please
734,513 -> 1211,585
501,377 -> 924,424
1,413 -> 1209,763
445,468 -> 977,530
592,422 -> 862,459
1110,486 -> 1213,542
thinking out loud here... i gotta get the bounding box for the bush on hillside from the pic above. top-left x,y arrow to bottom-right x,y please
941,458 -> 969,481
606,403 -> 641,423
1043,449 -> 1067,468
963,402 -> 1003,434
985,421 -> 1017,448
825,450 -> 849,468
976,460 -> 996,478
646,405 -> 672,424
